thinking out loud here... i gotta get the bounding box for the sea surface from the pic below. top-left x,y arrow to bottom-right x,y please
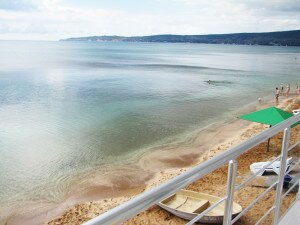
0,41 -> 300,222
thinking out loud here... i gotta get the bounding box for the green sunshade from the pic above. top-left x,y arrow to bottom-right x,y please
239,106 -> 300,127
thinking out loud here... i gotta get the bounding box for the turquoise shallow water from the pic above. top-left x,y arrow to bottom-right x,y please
0,41 -> 300,222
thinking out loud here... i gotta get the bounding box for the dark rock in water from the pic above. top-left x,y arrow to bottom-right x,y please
206,80 -> 214,85
205,80 -> 234,86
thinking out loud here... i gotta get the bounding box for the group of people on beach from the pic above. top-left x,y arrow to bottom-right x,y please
275,83 -> 300,103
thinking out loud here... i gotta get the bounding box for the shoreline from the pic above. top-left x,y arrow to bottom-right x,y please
47,96 -> 299,225
4,95 -> 300,225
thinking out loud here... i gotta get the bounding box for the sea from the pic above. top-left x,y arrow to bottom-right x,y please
0,41 -> 299,223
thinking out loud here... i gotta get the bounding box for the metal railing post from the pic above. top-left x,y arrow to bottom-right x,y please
298,177 -> 300,200
298,159 -> 300,200
223,159 -> 237,225
272,127 -> 290,225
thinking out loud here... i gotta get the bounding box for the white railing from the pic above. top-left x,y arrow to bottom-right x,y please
83,113 -> 300,225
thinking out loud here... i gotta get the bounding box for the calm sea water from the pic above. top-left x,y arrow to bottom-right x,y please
0,41 -> 300,221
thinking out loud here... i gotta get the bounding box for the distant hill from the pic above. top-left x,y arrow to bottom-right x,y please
60,30 -> 300,46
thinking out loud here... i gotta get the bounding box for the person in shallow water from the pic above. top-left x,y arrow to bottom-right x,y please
280,83 -> 284,92
258,97 -> 263,103
275,87 -> 280,104
285,84 -> 290,97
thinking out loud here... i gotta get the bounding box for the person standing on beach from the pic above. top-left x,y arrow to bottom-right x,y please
275,87 -> 280,104
285,84 -> 290,97
297,85 -> 300,95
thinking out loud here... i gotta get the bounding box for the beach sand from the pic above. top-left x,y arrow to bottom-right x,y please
44,96 -> 300,225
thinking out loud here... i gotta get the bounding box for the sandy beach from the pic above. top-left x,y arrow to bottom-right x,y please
42,96 -> 300,225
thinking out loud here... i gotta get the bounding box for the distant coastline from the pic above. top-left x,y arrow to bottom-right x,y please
60,30 -> 300,46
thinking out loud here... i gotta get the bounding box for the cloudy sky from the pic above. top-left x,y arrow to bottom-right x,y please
0,0 -> 300,40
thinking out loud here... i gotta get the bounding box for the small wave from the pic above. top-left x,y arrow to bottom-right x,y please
135,63 -> 213,70
70,61 -> 243,72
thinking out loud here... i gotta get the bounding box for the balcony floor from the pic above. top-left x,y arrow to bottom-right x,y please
279,198 -> 300,225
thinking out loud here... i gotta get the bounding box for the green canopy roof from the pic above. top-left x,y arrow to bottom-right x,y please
239,106 -> 300,127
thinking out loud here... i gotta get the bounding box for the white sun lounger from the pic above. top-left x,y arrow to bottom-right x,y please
250,157 -> 293,176
292,109 -> 300,115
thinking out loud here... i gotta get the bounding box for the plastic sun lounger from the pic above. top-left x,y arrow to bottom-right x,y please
250,157 -> 293,176
292,109 -> 300,115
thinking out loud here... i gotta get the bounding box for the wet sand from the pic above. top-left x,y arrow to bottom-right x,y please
5,97 -> 300,225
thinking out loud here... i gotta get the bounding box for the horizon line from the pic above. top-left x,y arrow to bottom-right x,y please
1,29 -> 300,42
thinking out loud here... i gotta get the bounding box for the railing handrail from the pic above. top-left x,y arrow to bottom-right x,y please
83,113 -> 300,225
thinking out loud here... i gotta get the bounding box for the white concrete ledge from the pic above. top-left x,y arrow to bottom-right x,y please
279,200 -> 300,225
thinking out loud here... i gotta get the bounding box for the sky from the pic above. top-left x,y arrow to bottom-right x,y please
0,0 -> 300,40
